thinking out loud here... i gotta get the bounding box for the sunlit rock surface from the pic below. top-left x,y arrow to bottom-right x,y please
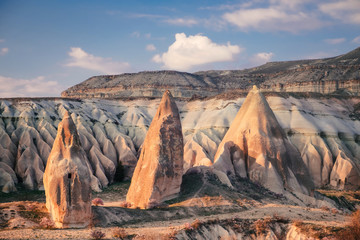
43,111 -> 92,228
0,92 -> 359,193
213,86 -> 314,194
126,91 -> 184,209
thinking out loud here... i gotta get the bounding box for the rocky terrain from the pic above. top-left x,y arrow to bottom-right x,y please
1,59 -> 360,238
0,91 -> 359,195
0,89 -> 359,239
61,47 -> 360,98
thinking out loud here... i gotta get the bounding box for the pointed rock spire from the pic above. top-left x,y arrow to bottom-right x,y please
43,110 -> 92,228
214,86 -> 314,194
126,90 -> 184,209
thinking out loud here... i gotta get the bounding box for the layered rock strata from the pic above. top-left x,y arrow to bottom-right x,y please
62,47 -> 360,99
126,91 -> 184,209
43,111 -> 92,228
213,86 -> 314,194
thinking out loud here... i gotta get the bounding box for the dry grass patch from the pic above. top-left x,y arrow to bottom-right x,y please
334,210 -> 360,240
292,220 -> 342,239
317,189 -> 360,210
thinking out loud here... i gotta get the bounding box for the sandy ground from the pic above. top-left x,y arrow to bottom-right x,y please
0,203 -> 348,239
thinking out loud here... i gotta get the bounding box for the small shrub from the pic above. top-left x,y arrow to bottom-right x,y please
112,227 -> 127,239
92,198 -> 104,206
336,209 -> 360,239
254,217 -> 272,235
184,222 -> 193,232
191,219 -> 201,229
39,217 -> 55,229
331,208 -> 338,214
272,213 -> 289,223
119,201 -> 132,208
320,206 -> 330,212
91,230 -> 106,240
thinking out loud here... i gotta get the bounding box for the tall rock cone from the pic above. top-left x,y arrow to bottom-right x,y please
126,90 -> 183,209
213,86 -> 314,195
43,110 -> 92,228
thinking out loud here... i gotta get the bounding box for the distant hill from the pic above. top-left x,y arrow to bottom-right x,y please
62,47 -> 360,99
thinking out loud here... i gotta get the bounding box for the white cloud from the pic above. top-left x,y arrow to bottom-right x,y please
164,18 -> 198,27
0,48 -> 9,56
65,47 -> 130,74
0,75 -> 63,97
152,33 -> 241,71
200,2 -> 253,11
146,44 -> 156,51
269,0 -> 312,10
131,31 -> 141,38
249,52 -> 274,66
223,7 -> 323,33
324,38 -> 346,44
352,36 -> 360,44
319,0 -> 360,24
0,39 -> 5,43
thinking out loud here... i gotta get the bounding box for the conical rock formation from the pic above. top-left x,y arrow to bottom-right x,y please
126,90 -> 184,209
43,111 -> 92,228
213,86 -> 314,195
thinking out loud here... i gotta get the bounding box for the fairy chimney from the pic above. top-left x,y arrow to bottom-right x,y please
213,86 -> 314,195
43,110 -> 92,228
126,90 -> 184,209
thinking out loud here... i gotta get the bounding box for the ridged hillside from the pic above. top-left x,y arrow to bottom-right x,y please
0,93 -> 359,193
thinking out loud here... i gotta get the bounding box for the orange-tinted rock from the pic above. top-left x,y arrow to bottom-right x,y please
126,90 -> 183,209
214,86 -> 314,195
43,111 -> 91,228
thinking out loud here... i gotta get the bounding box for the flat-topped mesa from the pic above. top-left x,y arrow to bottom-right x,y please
43,110 -> 92,228
213,86 -> 314,195
126,90 -> 184,209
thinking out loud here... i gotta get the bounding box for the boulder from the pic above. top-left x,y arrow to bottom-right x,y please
43,110 -> 92,228
213,86 -> 314,195
126,90 -> 184,209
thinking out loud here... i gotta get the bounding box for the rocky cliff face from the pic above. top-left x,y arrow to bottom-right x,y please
0,93 -> 359,193
61,47 -> 360,98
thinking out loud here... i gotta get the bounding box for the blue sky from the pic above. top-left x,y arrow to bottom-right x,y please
0,0 -> 359,97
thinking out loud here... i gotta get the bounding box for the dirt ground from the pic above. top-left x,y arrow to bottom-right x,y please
0,201 -> 348,239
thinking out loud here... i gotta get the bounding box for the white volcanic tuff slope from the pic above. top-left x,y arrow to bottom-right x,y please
0,95 -> 359,192
267,97 -> 360,189
213,87 -> 314,194
0,99 -> 142,192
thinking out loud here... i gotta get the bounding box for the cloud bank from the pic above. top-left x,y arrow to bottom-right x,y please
146,44 -> 156,51
324,38 -> 346,44
65,47 -> 130,74
0,75 -> 63,97
164,18 -> 198,27
319,0 -> 360,25
153,33 -> 241,71
249,52 -> 274,67
223,5 -> 323,33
